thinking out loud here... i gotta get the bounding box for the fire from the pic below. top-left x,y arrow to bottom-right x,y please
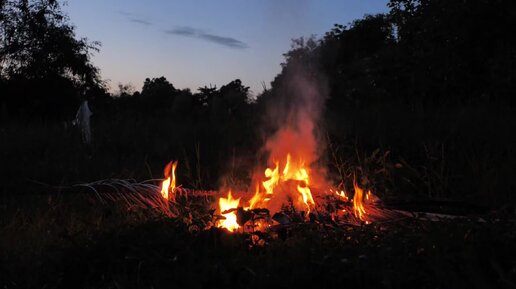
352,179 -> 372,223
216,153 -> 318,231
335,190 -> 349,202
248,182 -> 264,210
247,153 -> 315,214
157,149 -> 378,233
160,161 -> 178,201
153,70 -> 383,230
333,185 -> 374,224
263,162 -> 280,197
157,157 -> 378,232
217,191 -> 241,232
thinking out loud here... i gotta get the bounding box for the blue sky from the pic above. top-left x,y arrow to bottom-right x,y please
64,0 -> 389,95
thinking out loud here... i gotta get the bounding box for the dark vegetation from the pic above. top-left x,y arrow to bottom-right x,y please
1,0 -> 516,288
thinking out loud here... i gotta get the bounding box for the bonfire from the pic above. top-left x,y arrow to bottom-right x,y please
77,71 -> 394,235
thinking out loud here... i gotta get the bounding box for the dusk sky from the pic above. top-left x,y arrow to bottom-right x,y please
65,0 -> 389,95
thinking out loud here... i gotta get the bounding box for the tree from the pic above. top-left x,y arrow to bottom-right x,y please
0,0 -> 104,119
318,15 -> 395,109
141,77 -> 176,100
0,0 -> 101,87
196,85 -> 218,107
281,36 -> 320,72
217,79 -> 250,119
193,80 -> 251,121
387,0 -> 516,105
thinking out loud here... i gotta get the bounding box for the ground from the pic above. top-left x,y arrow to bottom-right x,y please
1,191 -> 516,289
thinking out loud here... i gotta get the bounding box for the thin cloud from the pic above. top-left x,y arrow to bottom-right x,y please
116,10 -> 133,17
167,26 -> 197,36
165,26 -> 248,49
199,33 -> 248,49
130,18 -> 153,26
116,11 -> 153,26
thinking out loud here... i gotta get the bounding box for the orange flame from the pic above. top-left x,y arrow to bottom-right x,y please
160,161 -> 178,202
246,153 -> 315,214
352,179 -> 373,223
335,190 -> 349,202
248,182 -> 263,210
263,161 -> 280,196
353,180 -> 366,221
217,191 -> 241,232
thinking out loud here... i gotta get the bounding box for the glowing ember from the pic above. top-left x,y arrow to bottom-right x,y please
160,161 -> 178,202
217,191 -> 241,232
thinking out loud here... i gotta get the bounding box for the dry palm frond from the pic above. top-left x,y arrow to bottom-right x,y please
74,179 -> 176,217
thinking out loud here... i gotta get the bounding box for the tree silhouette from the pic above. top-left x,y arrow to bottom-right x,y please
218,79 -> 250,114
387,0 -> 516,105
0,0 -> 101,86
0,0 -> 103,119
196,85 -> 218,107
141,77 -> 176,100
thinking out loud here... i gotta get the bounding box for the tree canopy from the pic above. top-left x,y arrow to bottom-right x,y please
264,0 -> 516,113
2,0 -> 516,120
0,0 -> 101,86
0,0 -> 103,119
